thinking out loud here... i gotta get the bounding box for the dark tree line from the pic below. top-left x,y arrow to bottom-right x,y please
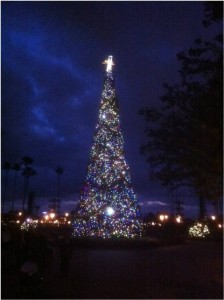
2,156 -> 36,213
2,156 -> 64,214
140,2 -> 223,219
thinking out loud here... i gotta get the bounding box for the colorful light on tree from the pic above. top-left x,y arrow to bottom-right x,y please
73,56 -> 141,238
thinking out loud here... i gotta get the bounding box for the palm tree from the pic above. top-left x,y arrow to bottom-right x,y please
22,156 -> 33,166
11,163 -> 21,212
22,166 -> 36,211
2,161 -> 11,213
21,156 -> 36,211
55,166 -> 63,214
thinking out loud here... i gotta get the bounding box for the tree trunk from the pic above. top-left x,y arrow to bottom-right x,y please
12,171 -> 18,212
22,177 -> 29,211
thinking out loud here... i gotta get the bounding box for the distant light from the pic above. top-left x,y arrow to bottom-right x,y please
106,207 -> 115,216
159,215 -> 164,221
26,218 -> 31,223
65,213 -> 69,217
159,214 -> 168,221
44,215 -> 49,220
211,216 -> 216,221
42,211 -> 47,215
16,220 -> 20,224
18,212 -> 22,216
68,221 -> 71,224
49,212 -> 55,219
218,224 -> 222,228
176,216 -> 182,223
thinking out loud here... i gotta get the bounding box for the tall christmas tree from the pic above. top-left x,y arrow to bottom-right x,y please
73,56 -> 141,238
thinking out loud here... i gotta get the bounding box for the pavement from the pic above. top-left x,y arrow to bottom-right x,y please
1,238 -> 223,299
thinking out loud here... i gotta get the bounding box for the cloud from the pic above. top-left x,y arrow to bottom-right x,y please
2,1 -> 210,217
139,200 -> 168,207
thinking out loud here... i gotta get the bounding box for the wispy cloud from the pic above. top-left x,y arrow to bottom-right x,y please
139,200 -> 168,207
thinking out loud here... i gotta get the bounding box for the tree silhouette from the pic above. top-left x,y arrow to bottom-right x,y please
140,3 -> 223,219
11,163 -> 21,212
22,156 -> 36,211
2,161 -> 11,213
55,166 -> 63,213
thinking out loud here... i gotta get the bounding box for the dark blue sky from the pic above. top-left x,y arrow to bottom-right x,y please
1,1 -> 219,217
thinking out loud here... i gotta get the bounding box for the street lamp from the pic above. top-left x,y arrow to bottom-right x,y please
159,214 -> 169,221
49,212 -> 55,219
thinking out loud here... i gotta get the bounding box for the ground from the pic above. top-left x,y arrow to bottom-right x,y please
2,238 -> 223,299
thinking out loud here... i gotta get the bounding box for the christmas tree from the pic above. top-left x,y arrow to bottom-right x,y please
73,56 -> 141,238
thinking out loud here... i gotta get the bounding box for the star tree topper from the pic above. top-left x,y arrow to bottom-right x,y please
103,55 -> 115,72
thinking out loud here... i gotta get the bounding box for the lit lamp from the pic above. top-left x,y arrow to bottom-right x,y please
159,214 -> 169,222
159,214 -> 165,221
49,212 -> 55,219
176,216 -> 181,223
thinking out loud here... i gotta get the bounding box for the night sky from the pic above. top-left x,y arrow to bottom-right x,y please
2,1 -> 220,217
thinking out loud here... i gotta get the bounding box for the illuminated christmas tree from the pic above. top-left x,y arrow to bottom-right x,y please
73,56 -> 141,238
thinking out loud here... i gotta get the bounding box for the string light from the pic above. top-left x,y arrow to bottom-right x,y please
189,222 -> 210,238
73,56 -> 141,238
